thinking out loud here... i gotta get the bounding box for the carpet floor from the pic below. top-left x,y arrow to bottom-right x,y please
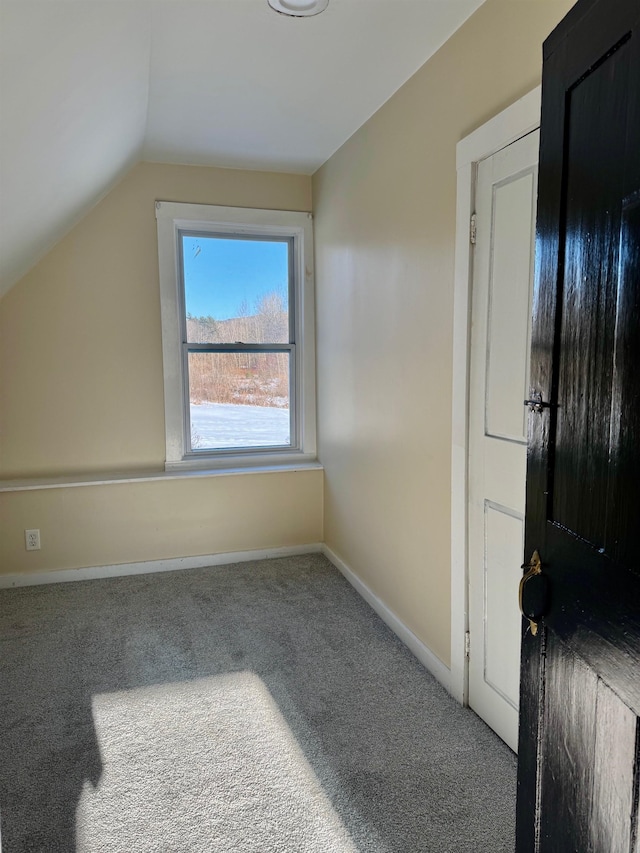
0,554 -> 517,852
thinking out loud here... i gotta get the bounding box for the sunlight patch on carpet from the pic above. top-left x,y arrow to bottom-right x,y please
76,673 -> 358,852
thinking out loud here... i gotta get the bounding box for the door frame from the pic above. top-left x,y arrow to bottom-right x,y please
450,87 -> 541,706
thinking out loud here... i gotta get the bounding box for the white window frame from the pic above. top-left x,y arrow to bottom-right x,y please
156,201 -> 316,470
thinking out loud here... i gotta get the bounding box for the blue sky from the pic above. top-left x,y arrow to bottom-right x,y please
182,234 -> 289,320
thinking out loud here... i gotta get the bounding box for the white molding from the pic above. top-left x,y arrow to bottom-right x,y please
0,461 -> 323,493
450,87 -> 541,708
456,87 -> 541,171
322,545 -> 451,692
155,202 -> 316,469
0,544 -> 324,589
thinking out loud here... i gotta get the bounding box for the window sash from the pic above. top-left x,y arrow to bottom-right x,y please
182,343 -> 297,455
178,230 -> 296,347
178,229 -> 297,455
185,344 -> 293,353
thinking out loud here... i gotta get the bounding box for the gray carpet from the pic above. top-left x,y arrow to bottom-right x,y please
0,554 -> 517,852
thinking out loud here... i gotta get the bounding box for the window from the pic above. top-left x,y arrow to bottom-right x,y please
156,202 -> 316,469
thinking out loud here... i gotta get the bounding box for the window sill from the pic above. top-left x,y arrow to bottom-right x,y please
166,449 -> 318,472
0,460 -> 323,493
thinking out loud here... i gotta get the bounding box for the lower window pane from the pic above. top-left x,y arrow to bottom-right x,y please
188,352 -> 290,450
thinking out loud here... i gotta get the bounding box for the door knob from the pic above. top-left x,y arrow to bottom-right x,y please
519,550 -> 549,635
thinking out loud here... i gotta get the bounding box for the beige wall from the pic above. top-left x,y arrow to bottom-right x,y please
0,472 -> 322,574
0,162 -> 323,574
313,0 -> 574,666
0,162 -> 311,478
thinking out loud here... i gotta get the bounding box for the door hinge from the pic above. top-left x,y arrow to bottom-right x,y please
465,630 -> 471,660
470,213 -> 477,245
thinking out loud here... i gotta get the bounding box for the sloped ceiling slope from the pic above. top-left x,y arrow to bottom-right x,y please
0,0 -> 484,297
0,2 -> 150,296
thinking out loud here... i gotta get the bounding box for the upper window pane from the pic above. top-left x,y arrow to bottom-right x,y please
182,234 -> 290,344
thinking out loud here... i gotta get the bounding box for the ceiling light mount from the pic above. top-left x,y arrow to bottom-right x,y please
268,0 -> 329,17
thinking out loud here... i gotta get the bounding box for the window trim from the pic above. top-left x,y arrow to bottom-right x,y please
156,201 -> 316,470
179,231 -> 296,458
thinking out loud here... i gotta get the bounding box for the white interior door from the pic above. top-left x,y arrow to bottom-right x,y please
467,130 -> 539,752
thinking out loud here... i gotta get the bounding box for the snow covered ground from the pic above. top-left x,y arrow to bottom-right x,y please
190,402 -> 290,449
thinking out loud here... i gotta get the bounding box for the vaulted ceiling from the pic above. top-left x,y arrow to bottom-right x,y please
0,0 -> 484,297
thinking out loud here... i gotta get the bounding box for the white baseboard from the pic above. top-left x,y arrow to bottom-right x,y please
322,545 -> 451,693
0,543 -> 324,589
0,542 -> 452,696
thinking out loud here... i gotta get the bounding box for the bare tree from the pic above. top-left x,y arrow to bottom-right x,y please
186,289 -> 289,408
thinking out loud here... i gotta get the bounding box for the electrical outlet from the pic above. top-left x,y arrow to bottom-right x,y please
25,529 -> 41,551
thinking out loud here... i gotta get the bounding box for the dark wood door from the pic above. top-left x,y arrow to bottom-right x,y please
516,0 -> 640,850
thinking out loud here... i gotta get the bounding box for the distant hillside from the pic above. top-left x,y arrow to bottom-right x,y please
187,291 -> 288,345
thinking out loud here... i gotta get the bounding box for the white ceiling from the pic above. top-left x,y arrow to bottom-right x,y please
0,0 -> 484,296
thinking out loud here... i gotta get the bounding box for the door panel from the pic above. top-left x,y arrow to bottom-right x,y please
486,170 -> 535,443
539,634 -> 597,853
607,192 -> 640,568
484,502 -> 523,708
590,680 -> 639,853
468,130 -> 538,752
551,37 -> 630,547
539,631 -> 640,853
516,0 -> 640,849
